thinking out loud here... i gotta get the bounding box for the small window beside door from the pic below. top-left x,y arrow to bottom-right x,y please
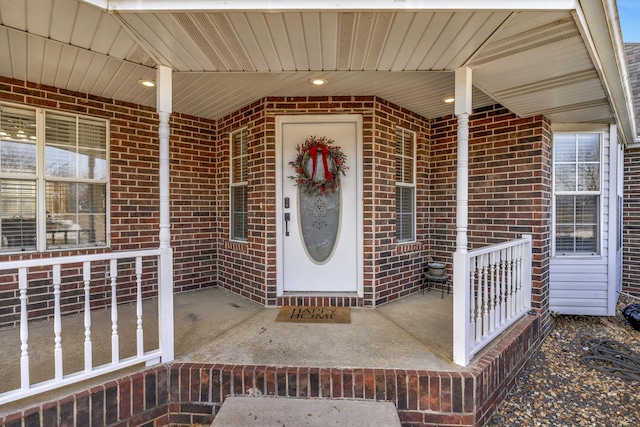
230,128 -> 248,241
553,132 -> 601,256
395,127 -> 416,243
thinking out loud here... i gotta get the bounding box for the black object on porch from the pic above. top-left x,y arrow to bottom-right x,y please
423,262 -> 450,298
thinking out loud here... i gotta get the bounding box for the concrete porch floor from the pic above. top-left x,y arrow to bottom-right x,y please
174,287 -> 458,371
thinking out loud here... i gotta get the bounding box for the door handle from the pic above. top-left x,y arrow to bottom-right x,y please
284,213 -> 290,236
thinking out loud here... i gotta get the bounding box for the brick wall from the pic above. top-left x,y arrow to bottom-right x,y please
216,96 -> 431,308
216,99 -> 269,304
623,44 -> 640,296
0,77 -> 217,327
0,77 -> 555,317
0,367 -> 170,427
369,98 -> 431,306
623,147 -> 640,296
429,105 -> 552,315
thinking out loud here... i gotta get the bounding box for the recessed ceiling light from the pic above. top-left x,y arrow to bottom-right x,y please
138,79 -> 156,87
442,97 -> 455,104
309,78 -> 327,86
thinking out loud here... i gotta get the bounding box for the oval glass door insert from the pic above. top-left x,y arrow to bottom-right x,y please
299,187 -> 341,264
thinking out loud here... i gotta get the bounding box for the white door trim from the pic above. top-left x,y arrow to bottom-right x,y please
275,114 -> 364,297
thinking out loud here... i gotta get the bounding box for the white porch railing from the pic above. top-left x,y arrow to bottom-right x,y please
0,248 -> 174,405
453,235 -> 532,366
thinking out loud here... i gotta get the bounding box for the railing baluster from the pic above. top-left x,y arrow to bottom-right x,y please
459,236 -> 533,365
500,249 -> 506,324
53,265 -> 63,381
19,268 -> 29,390
475,256 -> 483,342
482,254 -> 489,337
523,236 -> 533,307
511,246 -> 518,316
136,256 -> 144,357
489,251 -> 496,332
109,259 -> 119,364
517,243 -> 524,311
1,249 -> 165,406
83,261 -> 92,372
507,248 -> 514,319
511,245 -> 517,312
469,256 -> 477,345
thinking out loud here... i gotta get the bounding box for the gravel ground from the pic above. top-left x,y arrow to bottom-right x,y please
489,293 -> 640,427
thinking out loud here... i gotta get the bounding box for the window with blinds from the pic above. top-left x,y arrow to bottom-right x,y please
0,106 -> 37,251
553,133 -> 601,255
0,103 -> 108,252
395,127 -> 416,243
230,128 -> 248,241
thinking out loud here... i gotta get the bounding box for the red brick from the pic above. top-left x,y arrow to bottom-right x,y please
330,368 -> 343,398
429,374 -> 440,412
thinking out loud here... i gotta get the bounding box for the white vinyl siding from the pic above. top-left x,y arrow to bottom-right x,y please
549,259 -> 609,315
549,125 -> 619,316
612,134 -> 624,311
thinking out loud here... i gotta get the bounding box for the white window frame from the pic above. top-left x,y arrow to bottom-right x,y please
230,128 -> 248,242
395,127 -> 416,243
0,102 -> 110,253
551,131 -> 603,257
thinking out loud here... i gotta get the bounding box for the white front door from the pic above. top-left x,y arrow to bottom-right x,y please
277,115 -> 362,294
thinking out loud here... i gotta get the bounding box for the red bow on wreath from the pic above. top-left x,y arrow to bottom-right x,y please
288,136 -> 348,196
308,144 -> 333,182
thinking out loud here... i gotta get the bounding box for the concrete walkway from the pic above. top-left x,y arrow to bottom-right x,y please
211,396 -> 402,426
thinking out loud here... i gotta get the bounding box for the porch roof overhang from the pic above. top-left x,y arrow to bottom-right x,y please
0,0 -> 636,144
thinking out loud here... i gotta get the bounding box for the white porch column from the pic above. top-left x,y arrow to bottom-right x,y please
156,65 -> 174,361
453,67 -> 472,366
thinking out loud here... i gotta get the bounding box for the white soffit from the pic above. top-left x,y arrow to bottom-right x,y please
115,10 -> 512,72
470,11 -> 614,124
171,71 -> 495,120
0,0 -> 629,131
0,0 -> 155,66
82,0 -> 578,12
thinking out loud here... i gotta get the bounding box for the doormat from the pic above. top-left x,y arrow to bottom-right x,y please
275,306 -> 351,324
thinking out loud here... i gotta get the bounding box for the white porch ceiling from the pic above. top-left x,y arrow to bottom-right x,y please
0,0 -> 634,139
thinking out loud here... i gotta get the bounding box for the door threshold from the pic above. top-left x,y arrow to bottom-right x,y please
282,291 -> 360,298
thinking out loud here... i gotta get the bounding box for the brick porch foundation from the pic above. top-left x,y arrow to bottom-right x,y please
0,313 -> 545,427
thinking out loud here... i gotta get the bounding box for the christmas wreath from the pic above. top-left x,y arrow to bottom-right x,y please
289,136 -> 348,196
